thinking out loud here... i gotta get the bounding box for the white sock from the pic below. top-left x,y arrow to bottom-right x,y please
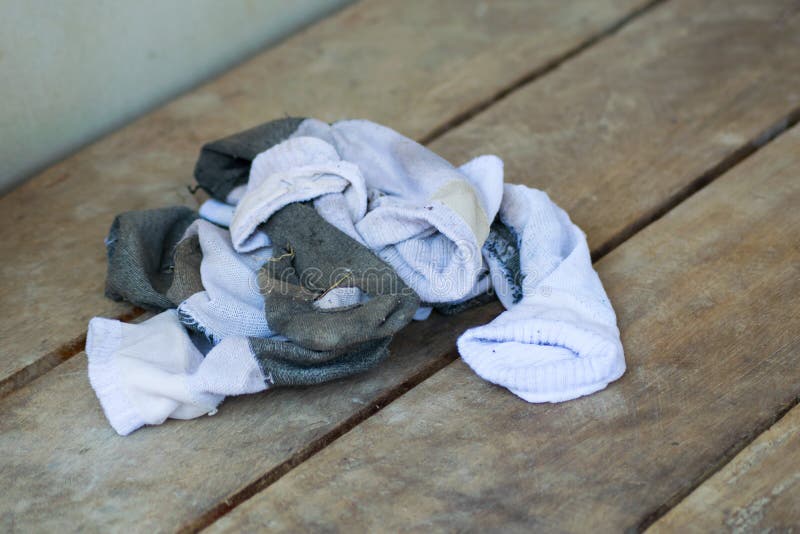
199,198 -> 235,227
230,136 -> 367,252
86,310 -> 226,435
177,220 -> 274,341
231,119 -> 504,303
457,184 -> 625,403
327,120 -> 503,303
87,311 -> 269,435
226,184 -> 247,205
413,306 -> 433,321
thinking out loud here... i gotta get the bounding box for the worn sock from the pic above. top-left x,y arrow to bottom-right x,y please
194,117 -> 306,201
177,219 -> 274,341
231,136 -> 367,251
104,206 -> 198,311
199,198 -> 235,227
319,120 -> 504,303
259,202 -> 419,351
248,336 -> 391,387
457,184 -> 625,403
164,233 -> 204,305
86,310 -> 225,435
86,310 -> 267,435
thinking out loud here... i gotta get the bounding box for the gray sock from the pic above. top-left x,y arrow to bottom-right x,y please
165,233 -> 204,305
104,206 -> 199,311
249,336 -> 391,387
194,117 -> 306,201
259,202 -> 420,352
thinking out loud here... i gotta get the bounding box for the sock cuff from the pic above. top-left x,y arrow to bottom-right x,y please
86,318 -> 147,436
457,316 -> 625,402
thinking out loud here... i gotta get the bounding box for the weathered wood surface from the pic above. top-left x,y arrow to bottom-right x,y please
0,304 -> 500,533
2,0 -> 800,531
429,0 -> 800,257
649,404 -> 800,532
207,126 -> 800,532
0,0 -> 650,396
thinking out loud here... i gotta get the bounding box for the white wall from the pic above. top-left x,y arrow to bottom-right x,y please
0,0 -> 350,193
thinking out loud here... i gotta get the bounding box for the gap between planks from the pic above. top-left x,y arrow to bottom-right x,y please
196,121 -> 800,532
3,1 -> 797,528
0,0 -> 668,400
184,108 -> 800,534
639,391 -> 800,531
418,0 -> 669,146
0,307 -> 143,400
3,0 -> 796,532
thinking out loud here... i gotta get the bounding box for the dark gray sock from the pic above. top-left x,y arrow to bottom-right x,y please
104,206 -> 198,311
259,202 -> 420,352
249,336 -> 391,387
193,117 -> 306,201
165,233 -> 204,305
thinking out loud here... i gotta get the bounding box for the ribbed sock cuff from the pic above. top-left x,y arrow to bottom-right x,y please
458,316 -> 625,403
86,318 -> 147,436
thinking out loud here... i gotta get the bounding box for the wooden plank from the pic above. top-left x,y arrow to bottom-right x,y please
427,0 -> 800,257
205,127 -> 800,532
2,0 -> 800,530
649,404 -> 800,532
0,0 -> 651,396
0,304 -> 500,532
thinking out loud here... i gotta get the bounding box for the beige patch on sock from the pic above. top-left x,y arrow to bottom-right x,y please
429,180 -> 490,244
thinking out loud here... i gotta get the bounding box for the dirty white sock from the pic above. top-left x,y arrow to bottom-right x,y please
199,198 -> 235,227
328,120 -> 503,303
457,184 -> 625,403
177,220 -> 274,341
230,136 -> 367,251
86,310 -> 220,435
86,310 -> 268,435
226,184 -> 247,205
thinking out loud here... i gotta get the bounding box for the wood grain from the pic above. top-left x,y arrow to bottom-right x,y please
2,0 -> 800,530
428,0 -> 800,257
649,404 -> 800,532
0,0 -> 649,396
206,126 -> 800,532
0,303 -> 500,533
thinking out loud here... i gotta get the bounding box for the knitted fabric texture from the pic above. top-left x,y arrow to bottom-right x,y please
434,219 -> 522,316
260,202 -> 419,351
177,219 -> 274,341
198,198 -> 235,227
165,234 -> 204,305
457,184 -> 626,403
86,310 -> 267,435
194,117 -> 306,201
86,310 -> 225,435
104,206 -> 198,311
249,336 -> 391,387
231,135 -> 367,251
308,119 -> 504,303
227,118 -> 504,302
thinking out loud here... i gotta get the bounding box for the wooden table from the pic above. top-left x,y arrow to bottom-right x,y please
1,0 -> 799,531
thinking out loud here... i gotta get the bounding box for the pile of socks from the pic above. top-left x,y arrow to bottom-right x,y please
87,118 -> 625,435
